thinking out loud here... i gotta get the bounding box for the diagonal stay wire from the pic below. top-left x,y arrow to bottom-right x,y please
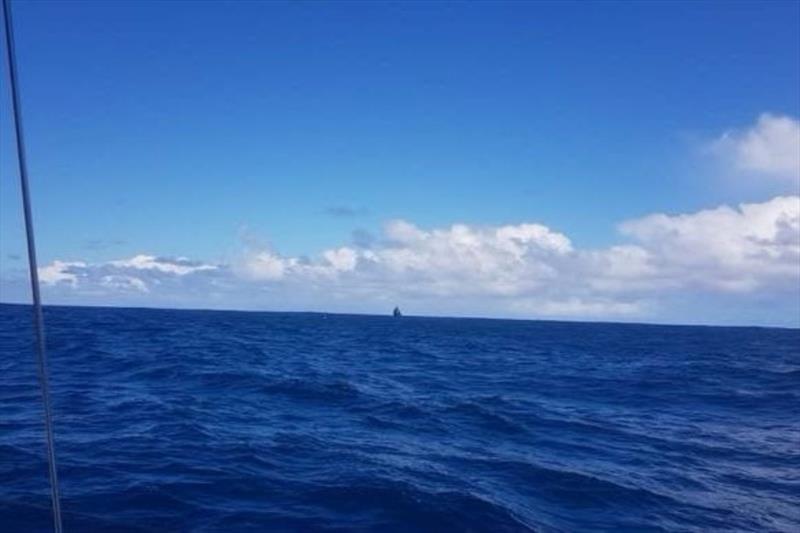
2,0 -> 63,531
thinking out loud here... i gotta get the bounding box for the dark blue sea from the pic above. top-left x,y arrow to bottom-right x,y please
1,304 -> 798,532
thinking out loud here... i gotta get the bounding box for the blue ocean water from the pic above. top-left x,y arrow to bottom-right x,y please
1,304 -> 798,532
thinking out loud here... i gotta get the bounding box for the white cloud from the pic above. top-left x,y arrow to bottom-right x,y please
237,251 -> 293,281
100,275 -> 149,293
30,195 -> 799,325
372,220 -> 571,293
712,113 -> 800,182
323,247 -> 358,272
236,249 -> 350,282
108,254 -> 217,276
618,195 -> 800,292
37,255 -> 218,296
38,260 -> 86,286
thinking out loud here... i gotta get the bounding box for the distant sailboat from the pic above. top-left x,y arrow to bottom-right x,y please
393,306 -> 402,317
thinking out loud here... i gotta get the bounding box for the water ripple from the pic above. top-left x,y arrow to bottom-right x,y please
1,304 -> 798,531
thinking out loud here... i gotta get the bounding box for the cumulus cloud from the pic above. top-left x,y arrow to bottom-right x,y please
712,113 -> 800,182
30,196 -> 800,325
100,275 -> 149,293
619,196 -> 800,292
37,255 -> 219,296
365,220 -> 572,299
108,254 -> 217,276
38,260 -> 86,286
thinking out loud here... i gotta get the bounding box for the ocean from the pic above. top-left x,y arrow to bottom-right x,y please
1,303 -> 798,532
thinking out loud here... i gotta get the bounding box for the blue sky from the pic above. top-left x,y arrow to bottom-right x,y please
1,1 -> 799,326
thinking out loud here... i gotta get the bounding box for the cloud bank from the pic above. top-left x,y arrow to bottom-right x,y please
22,195 -> 799,326
3,114 -> 798,326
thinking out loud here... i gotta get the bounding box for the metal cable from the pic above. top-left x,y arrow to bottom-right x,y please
2,0 -> 64,531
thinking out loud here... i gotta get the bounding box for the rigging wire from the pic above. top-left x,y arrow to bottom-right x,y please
2,0 -> 64,531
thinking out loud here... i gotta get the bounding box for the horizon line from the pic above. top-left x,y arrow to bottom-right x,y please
0,300 -> 796,331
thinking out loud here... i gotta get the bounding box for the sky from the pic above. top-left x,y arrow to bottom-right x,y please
1,0 -> 799,327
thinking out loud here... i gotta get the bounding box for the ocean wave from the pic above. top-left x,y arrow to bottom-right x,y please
1,304 -> 798,531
